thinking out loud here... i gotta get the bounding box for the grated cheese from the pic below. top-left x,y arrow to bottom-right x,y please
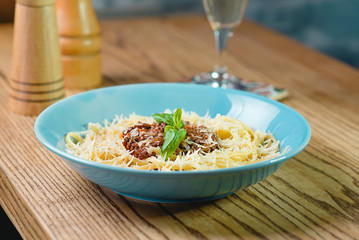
65,111 -> 281,171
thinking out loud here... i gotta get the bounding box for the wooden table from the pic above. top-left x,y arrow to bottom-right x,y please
1,15 -> 359,240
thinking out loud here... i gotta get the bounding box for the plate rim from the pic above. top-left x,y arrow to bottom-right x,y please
34,82 -> 311,176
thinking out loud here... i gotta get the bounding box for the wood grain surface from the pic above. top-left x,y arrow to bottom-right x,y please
0,15 -> 359,239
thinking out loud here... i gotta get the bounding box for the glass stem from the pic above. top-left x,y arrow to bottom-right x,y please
214,28 -> 231,75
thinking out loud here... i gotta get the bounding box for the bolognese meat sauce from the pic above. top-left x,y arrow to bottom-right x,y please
122,121 -> 220,159
122,122 -> 166,159
179,122 -> 220,154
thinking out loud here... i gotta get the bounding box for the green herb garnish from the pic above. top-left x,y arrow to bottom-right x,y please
152,109 -> 187,159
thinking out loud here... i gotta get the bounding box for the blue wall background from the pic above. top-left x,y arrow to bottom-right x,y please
93,0 -> 359,69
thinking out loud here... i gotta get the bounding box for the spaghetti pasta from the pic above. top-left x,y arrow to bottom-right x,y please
65,111 -> 281,171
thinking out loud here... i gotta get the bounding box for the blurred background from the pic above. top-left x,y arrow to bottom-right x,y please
1,0 -> 358,68
91,0 -> 359,69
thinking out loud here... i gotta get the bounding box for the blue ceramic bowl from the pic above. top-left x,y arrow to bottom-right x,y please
34,83 -> 311,203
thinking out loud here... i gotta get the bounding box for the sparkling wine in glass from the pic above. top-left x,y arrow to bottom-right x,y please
192,0 -> 249,89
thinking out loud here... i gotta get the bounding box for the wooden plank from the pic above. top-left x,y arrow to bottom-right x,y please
0,15 -> 358,239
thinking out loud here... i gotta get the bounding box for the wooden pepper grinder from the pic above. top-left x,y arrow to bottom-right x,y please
56,0 -> 102,89
10,0 -> 65,115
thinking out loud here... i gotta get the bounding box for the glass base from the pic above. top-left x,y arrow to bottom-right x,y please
191,71 -> 288,100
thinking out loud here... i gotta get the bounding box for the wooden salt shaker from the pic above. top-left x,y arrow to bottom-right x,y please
10,0 -> 65,115
56,0 -> 102,89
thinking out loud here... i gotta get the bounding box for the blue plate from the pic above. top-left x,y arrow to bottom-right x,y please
34,83 -> 311,203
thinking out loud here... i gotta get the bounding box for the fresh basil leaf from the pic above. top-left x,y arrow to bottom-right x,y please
177,120 -> 185,129
174,109 -> 186,130
164,125 -> 175,135
152,114 -> 164,123
152,113 -> 168,124
152,113 -> 175,126
162,128 -> 187,159
164,114 -> 175,126
174,128 -> 187,147
173,108 -> 181,126
161,128 -> 176,154
153,108 -> 187,159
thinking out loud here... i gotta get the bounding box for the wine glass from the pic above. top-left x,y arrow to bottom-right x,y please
192,0 -> 249,89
